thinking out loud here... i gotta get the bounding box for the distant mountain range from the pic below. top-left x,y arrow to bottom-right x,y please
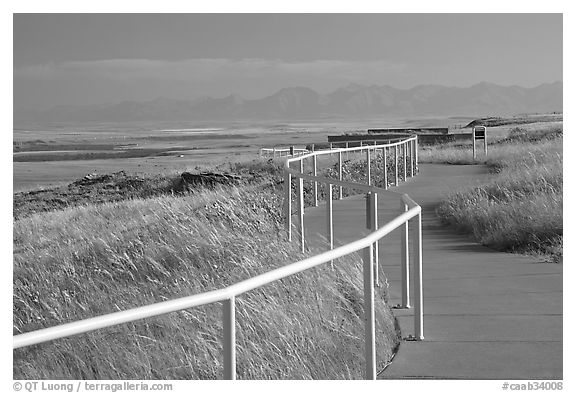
16,81 -> 562,123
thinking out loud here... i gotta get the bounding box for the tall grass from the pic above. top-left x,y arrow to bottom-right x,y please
435,127 -> 562,262
14,185 -> 399,379
418,124 -> 562,165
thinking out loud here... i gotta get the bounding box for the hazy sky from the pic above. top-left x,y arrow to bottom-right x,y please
14,13 -> 562,110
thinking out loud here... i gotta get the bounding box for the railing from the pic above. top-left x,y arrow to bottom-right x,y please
283,137 -> 423,351
260,147 -> 309,158
328,137 -> 409,150
13,136 -> 423,380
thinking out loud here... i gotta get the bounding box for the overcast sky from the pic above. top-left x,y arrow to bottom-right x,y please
14,13 -> 562,110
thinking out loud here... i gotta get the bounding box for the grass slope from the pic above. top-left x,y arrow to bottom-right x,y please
14,181 -> 399,379
13,158 -> 285,220
418,124 -> 562,165
429,125 -> 562,262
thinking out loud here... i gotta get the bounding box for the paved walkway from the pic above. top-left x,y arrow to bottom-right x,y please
303,164 -> 562,379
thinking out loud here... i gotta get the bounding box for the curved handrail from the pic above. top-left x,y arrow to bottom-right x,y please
13,135 -> 423,381
13,203 -> 419,348
283,136 -> 420,231
281,136 -> 424,376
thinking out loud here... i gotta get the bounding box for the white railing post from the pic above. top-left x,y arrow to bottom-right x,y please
338,151 -> 343,200
401,200 -> 410,308
363,244 -> 376,380
394,145 -> 399,186
383,147 -> 388,190
313,154 -> 318,207
370,192 -> 379,286
415,136 -> 419,173
346,142 -> 349,160
409,140 -> 414,177
366,148 -> 371,186
297,176 -> 305,253
412,212 -> 424,340
284,170 -> 292,242
408,141 -> 414,177
403,142 -> 407,181
406,141 -> 410,177
223,297 -> 236,380
326,184 -> 333,250
472,130 -> 477,159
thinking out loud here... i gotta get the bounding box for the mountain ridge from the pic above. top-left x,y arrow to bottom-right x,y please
18,81 -> 562,123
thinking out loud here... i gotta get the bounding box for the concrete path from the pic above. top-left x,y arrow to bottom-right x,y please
303,164 -> 562,379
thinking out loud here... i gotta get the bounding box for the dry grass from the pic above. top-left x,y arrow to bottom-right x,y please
13,184 -> 399,379
418,124 -> 562,165
433,125 -> 562,262
13,158 -> 285,220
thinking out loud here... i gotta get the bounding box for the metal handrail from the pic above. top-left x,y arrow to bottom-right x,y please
282,136 -> 423,380
13,207 -> 417,348
13,136 -> 423,381
260,147 -> 309,158
327,137 -> 411,150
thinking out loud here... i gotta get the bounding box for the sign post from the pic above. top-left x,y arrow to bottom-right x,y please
472,126 -> 487,159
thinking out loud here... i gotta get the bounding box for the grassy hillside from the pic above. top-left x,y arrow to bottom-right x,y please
13,174 -> 399,379
428,125 -> 562,262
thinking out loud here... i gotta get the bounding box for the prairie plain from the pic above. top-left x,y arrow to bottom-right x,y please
13,116 -> 474,191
